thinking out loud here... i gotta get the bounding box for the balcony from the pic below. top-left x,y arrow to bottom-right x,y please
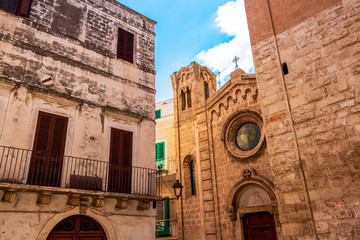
156,219 -> 179,239
0,145 -> 159,198
155,157 -> 176,175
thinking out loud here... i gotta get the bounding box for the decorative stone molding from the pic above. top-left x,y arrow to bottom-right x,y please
116,197 -> 128,209
79,197 -> 91,214
1,188 -> 16,203
137,199 -> 150,210
37,191 -> 52,205
227,169 -> 277,221
221,109 -> 265,159
92,196 -> 105,208
67,194 -> 81,206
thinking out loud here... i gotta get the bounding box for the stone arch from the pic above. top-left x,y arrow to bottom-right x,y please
226,168 -> 281,240
36,207 -> 117,240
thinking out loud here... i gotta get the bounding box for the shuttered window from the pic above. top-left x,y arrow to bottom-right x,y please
117,28 -> 134,63
0,0 -> 32,17
156,142 -> 165,160
190,160 -> 196,195
155,109 -> 161,119
108,128 -> 133,193
28,111 -> 68,187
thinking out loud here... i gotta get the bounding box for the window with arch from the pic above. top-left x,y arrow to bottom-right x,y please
187,87 -> 192,108
181,90 -> 186,110
190,160 -> 196,195
204,81 -> 209,100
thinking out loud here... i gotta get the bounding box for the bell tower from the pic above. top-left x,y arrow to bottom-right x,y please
171,62 -> 219,239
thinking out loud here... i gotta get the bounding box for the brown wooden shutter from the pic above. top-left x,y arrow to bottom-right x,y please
16,0 -> 32,17
125,32 -> 134,63
34,112 -> 52,153
122,131 -> 132,166
50,116 -> 68,156
117,28 -> 126,59
117,28 -> 134,63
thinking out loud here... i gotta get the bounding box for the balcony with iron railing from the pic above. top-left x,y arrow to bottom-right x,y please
0,145 -> 160,198
155,157 -> 176,175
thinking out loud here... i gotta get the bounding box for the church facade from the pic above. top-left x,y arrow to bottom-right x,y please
172,0 -> 359,239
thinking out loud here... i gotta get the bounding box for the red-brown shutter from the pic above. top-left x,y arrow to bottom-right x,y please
34,112 -> 52,153
117,28 -> 134,63
16,0 -> 32,17
122,131 -> 132,167
117,28 -> 126,59
50,116 -> 68,156
125,32 -> 134,63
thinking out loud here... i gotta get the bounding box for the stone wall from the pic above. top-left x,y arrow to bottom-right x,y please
245,0 -> 360,239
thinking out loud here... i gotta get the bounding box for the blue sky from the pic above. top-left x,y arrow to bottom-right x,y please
117,0 -> 254,102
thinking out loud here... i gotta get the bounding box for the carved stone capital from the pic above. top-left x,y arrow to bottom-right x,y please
67,194 -> 81,206
92,196 -> 105,208
37,191 -> 52,205
1,188 -> 16,203
137,199 -> 150,211
116,198 -> 128,209
226,206 -> 237,220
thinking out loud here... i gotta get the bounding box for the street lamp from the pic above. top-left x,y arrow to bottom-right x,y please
172,180 -> 183,199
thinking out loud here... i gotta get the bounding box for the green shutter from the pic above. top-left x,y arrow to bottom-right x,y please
156,142 -> 165,160
155,109 -> 161,119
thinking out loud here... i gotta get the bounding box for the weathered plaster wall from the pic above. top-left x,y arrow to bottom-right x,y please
0,0 -> 156,119
0,83 -> 155,172
245,0 -> 360,239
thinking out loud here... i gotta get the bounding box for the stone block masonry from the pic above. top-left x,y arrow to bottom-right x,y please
245,0 -> 360,239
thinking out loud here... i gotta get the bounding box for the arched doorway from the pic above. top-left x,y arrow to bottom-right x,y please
227,168 -> 281,240
47,215 -> 107,240
243,212 -> 277,240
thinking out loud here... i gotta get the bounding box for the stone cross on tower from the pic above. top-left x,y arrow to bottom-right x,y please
233,56 -> 239,69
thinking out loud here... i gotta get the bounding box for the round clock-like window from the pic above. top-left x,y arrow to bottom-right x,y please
222,110 -> 265,159
235,123 -> 261,151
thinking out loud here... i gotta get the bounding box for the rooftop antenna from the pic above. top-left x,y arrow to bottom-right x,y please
215,68 -> 225,89
233,56 -> 239,70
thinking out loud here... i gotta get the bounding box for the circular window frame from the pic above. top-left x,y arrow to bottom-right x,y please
222,110 -> 264,159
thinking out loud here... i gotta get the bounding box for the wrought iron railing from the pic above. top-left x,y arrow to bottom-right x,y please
0,145 -> 159,197
156,157 -> 176,174
156,219 -> 178,237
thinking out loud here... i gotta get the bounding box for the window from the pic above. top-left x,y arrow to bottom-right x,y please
108,128 -> 133,193
190,160 -> 196,195
155,142 -> 165,170
155,109 -> 161,119
181,90 -> 186,110
282,63 -> 289,75
187,87 -> 192,108
204,81 -> 209,100
117,28 -> 134,63
0,0 -> 32,17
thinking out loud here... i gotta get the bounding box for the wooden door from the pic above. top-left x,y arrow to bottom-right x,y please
27,111 -> 68,187
243,212 -> 277,240
47,215 -> 106,240
108,128 -> 132,193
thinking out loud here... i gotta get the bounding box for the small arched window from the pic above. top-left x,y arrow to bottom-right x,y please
204,81 -> 209,100
190,160 -> 196,195
187,87 -> 192,108
181,90 -> 186,110
282,63 -> 289,75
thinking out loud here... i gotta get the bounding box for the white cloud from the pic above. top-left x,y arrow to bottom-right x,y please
196,0 -> 253,87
